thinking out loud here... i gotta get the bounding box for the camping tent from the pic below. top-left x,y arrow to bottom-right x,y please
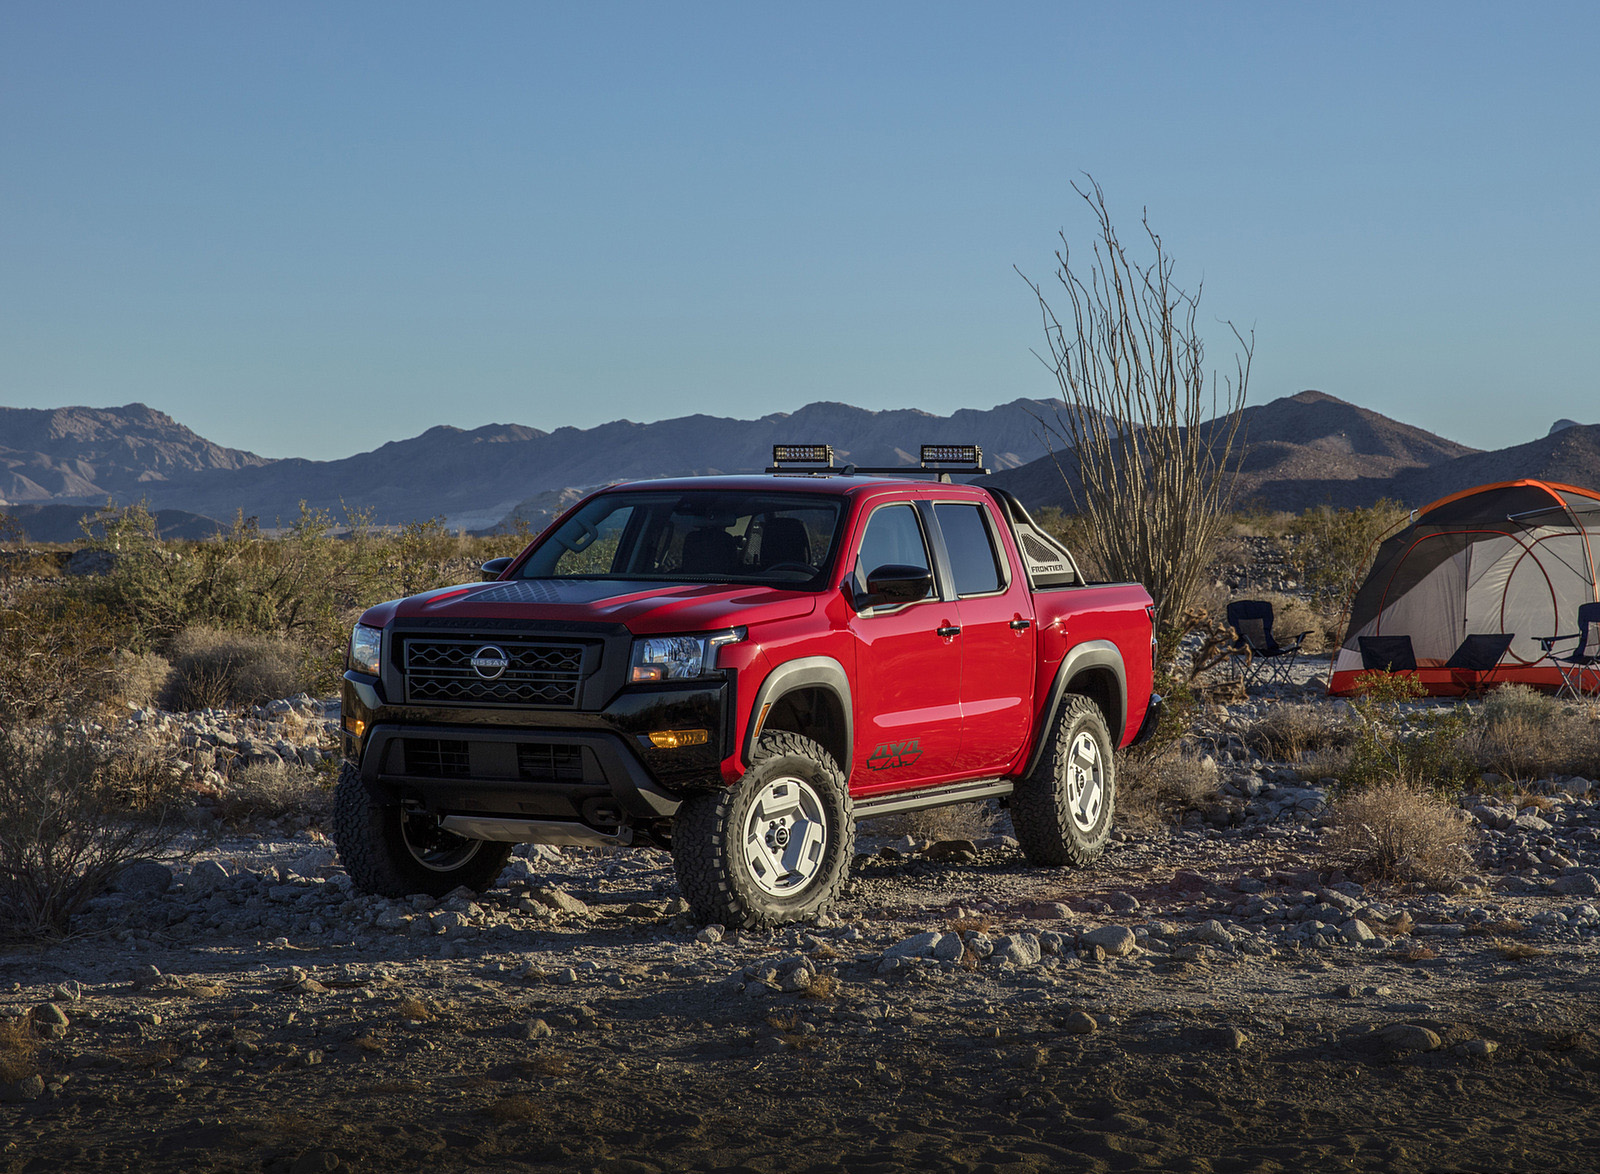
1328,480 -> 1600,696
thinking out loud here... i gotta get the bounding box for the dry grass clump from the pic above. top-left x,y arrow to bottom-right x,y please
1117,749 -> 1217,828
212,762 -> 330,828
0,1018 -> 42,1083
396,997 -> 435,1022
1324,778 -> 1474,886
160,626 -> 311,711
1464,685 -> 1600,781
1245,703 -> 1355,762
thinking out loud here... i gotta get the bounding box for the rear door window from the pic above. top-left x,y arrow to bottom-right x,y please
934,502 -> 1005,597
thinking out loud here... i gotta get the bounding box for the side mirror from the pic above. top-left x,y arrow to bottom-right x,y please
858,563 -> 933,609
480,557 -> 514,581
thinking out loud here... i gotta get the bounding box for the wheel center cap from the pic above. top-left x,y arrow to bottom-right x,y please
768,824 -> 791,849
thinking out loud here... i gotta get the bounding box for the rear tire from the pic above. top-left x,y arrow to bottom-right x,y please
1011,694 -> 1115,868
672,732 -> 854,929
333,763 -> 512,898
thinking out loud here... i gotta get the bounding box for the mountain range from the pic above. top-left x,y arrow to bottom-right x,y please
1,392 -> 1596,537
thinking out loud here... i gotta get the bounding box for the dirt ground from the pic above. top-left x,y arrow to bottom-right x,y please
3,807 -> 1598,1174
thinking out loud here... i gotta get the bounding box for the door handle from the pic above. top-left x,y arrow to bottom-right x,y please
936,625 -> 961,638
1009,619 -> 1032,631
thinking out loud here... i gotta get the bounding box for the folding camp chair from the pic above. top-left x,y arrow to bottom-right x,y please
1226,600 -> 1311,687
1444,633 -> 1515,697
1538,601 -> 1600,699
1358,634 -> 1417,673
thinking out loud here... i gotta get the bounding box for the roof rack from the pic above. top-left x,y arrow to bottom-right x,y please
766,443 -> 989,482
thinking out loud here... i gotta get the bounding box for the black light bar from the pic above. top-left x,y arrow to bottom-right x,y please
771,444 -> 835,466
766,441 -> 988,479
921,444 -> 984,467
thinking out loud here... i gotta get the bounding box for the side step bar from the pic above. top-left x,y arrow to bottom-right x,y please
438,816 -> 633,847
852,777 -> 1012,819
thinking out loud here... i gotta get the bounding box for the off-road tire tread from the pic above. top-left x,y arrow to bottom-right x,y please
333,762 -> 511,898
672,731 -> 854,929
1011,693 -> 1115,868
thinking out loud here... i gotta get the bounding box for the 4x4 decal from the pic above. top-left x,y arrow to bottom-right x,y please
866,739 -> 923,769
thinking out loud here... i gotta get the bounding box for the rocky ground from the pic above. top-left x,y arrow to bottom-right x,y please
4,668 -> 1600,1173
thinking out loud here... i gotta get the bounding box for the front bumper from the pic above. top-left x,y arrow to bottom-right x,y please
342,669 -> 733,833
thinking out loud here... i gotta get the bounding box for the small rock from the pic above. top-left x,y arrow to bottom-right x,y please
1081,925 -> 1137,957
0,1074 -> 46,1103
1106,892 -> 1141,914
1195,920 -> 1235,948
374,906 -> 409,930
1212,1026 -> 1248,1050
1553,873 -> 1600,897
924,839 -> 978,862
1375,1023 -> 1442,1054
696,925 -> 724,945
1063,1010 -> 1098,1035
530,887 -> 590,917
30,1003 -> 69,1039
1455,1039 -> 1498,1058
1341,919 -> 1377,945
286,848 -> 336,878
190,860 -> 232,890
290,1150 -> 341,1174
517,1018 -> 553,1040
112,861 -> 173,896
931,933 -> 966,962
1079,943 -> 1106,964
1514,812 -> 1554,834
992,933 -> 1041,968
883,931 -> 944,960
51,981 -> 82,1003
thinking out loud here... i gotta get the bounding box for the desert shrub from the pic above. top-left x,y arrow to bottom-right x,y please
212,762 -> 330,828
1333,674 -> 1477,795
112,650 -> 173,710
1480,683 -> 1559,730
1117,748 -> 1217,828
1324,776 -> 1474,885
0,726 -> 186,938
1286,499 -> 1410,608
160,627 -> 311,711
1464,689 -> 1600,782
1244,703 -> 1355,761
1229,507 -> 1296,540
0,587 -> 120,723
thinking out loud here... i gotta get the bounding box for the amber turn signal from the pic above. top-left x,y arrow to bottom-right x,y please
343,715 -> 366,739
646,728 -> 709,749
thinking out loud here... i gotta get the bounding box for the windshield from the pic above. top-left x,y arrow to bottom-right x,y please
517,490 -> 846,588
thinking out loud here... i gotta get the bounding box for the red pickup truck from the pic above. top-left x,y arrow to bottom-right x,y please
334,446 -> 1159,927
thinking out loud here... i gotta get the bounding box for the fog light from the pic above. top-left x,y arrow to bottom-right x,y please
343,715 -> 366,738
647,729 -> 709,749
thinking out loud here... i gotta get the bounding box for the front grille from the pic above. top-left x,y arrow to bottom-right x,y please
403,638 -> 587,707
403,738 -> 471,778
517,743 -> 585,783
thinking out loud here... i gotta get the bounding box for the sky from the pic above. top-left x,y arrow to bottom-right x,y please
2,2 -> 1596,461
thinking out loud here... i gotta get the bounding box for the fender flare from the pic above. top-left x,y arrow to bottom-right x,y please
743,655 -> 854,770
1022,639 -> 1127,777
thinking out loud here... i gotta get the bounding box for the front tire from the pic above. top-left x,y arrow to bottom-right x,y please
672,732 -> 854,929
333,763 -> 513,898
1011,693 -> 1116,868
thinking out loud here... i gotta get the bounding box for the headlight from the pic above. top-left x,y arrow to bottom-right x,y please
629,628 -> 744,683
349,624 -> 383,676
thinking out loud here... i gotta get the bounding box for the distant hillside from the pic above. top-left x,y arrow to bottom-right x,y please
982,390 -> 1482,512
124,398 -> 1068,528
1390,422 -> 1600,507
0,403 -> 271,505
0,502 -> 230,543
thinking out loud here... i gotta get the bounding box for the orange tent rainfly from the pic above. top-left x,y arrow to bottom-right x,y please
1328,480 -> 1600,697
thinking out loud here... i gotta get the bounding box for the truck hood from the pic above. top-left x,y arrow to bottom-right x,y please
370,578 -> 819,633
